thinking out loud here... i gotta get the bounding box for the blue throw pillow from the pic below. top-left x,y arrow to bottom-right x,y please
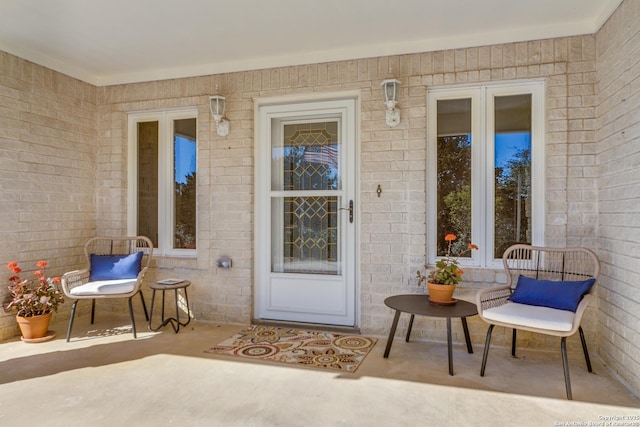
89,252 -> 144,281
509,275 -> 596,312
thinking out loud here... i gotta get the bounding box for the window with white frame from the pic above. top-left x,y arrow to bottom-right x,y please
128,109 -> 197,257
426,81 -> 544,268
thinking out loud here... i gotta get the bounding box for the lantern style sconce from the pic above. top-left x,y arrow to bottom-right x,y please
381,78 -> 401,127
209,95 -> 230,137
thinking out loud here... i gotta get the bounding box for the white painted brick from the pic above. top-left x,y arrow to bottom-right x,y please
0,52 -> 97,340
595,0 -> 640,396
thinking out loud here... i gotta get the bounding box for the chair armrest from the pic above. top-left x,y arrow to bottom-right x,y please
571,294 -> 593,329
476,285 -> 512,313
137,266 -> 150,285
61,269 -> 90,296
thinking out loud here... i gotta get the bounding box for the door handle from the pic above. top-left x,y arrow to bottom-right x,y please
338,200 -> 353,223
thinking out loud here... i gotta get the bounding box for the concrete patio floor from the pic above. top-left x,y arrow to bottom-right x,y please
1,313 -> 638,427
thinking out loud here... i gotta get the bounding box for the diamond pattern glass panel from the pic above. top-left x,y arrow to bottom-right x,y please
272,122 -> 340,191
277,196 -> 338,274
271,121 -> 341,275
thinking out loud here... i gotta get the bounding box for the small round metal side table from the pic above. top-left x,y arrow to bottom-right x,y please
147,280 -> 192,333
383,294 -> 478,375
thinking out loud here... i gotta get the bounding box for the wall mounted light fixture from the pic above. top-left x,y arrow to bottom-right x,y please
381,78 -> 401,127
209,95 -> 230,137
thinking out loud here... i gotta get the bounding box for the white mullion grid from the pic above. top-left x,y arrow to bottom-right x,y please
157,115 -> 171,254
469,88 -> 483,268
128,108 -> 197,257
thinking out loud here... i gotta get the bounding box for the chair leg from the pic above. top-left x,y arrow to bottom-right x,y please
480,324 -> 495,376
66,300 -> 79,342
139,291 -> 149,321
90,299 -> 96,324
561,337 -> 572,400
128,297 -> 137,339
511,329 -> 517,357
578,326 -> 593,372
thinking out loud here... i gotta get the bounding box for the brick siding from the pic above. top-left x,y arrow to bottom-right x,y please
0,53 -> 97,340
596,0 -> 640,398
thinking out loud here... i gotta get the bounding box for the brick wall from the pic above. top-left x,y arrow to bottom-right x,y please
596,0 -> 640,397
0,31 -> 603,352
92,34 -> 601,355
0,53 -> 97,340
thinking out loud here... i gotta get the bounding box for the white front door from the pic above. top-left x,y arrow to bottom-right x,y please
255,97 -> 357,326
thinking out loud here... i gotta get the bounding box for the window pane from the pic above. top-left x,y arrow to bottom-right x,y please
173,118 -> 197,249
436,98 -> 472,257
494,94 -> 532,258
137,121 -> 159,247
272,121 -> 340,192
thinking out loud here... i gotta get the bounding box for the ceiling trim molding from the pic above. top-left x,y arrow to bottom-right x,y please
0,0 -> 623,87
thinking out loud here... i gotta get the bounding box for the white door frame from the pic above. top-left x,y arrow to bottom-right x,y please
254,91 -> 360,326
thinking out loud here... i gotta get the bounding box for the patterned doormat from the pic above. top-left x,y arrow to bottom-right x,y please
205,325 -> 377,373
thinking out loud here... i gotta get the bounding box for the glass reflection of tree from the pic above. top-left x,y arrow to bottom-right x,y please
495,148 -> 531,257
175,172 -> 196,249
437,135 -> 471,257
437,134 -> 531,259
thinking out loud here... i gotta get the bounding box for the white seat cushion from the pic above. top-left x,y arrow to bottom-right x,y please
483,302 -> 575,332
69,279 -> 137,296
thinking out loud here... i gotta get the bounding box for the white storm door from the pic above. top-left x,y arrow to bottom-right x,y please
256,99 -> 357,326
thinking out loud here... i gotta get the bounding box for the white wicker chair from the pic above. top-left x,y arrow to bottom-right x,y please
61,236 -> 153,341
476,244 -> 599,399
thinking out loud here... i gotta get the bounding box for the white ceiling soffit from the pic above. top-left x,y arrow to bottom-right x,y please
0,0 -> 623,86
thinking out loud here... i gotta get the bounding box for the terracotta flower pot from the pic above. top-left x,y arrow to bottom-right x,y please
427,282 -> 457,304
16,312 -> 52,340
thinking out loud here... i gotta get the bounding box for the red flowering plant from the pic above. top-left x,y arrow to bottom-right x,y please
417,234 -> 479,286
3,260 -> 64,317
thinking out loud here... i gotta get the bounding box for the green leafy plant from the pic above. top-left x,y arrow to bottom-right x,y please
417,234 -> 478,285
3,260 -> 64,317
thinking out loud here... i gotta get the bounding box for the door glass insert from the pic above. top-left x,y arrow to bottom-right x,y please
272,122 -> 340,191
271,120 -> 342,275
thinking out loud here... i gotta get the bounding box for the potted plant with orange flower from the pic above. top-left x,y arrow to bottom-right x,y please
417,234 -> 478,304
3,260 -> 64,341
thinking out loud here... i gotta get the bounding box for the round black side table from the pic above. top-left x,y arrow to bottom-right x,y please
383,294 -> 478,375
